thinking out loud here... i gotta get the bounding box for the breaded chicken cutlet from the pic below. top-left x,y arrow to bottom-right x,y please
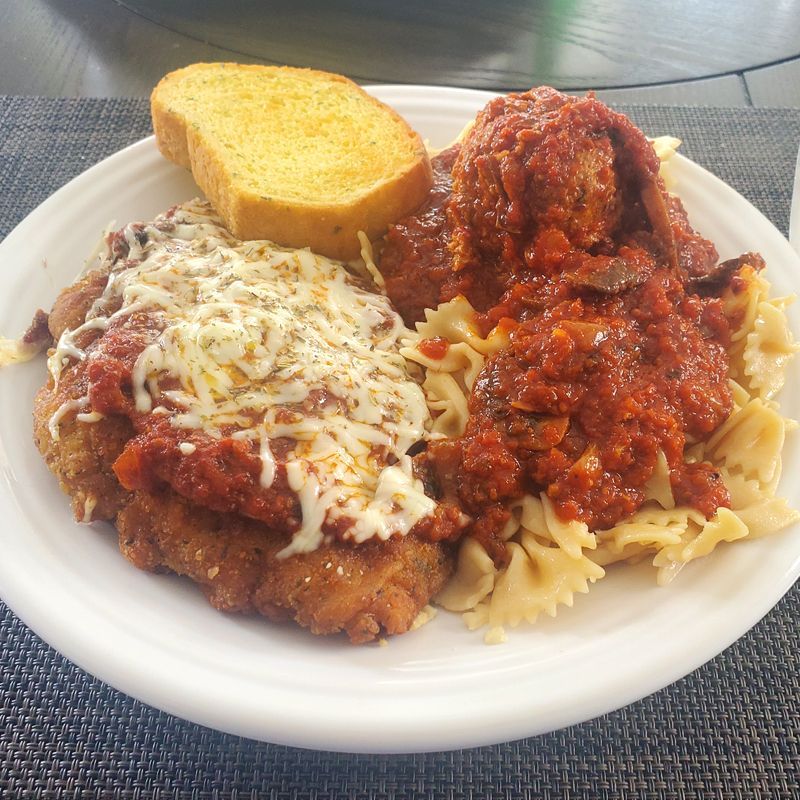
33,201 -> 456,643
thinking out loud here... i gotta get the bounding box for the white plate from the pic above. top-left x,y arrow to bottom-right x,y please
0,85 -> 799,754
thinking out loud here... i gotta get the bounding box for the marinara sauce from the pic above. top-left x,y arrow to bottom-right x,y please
380,87 -> 736,558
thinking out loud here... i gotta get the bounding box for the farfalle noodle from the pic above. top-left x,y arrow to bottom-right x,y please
402,268 -> 797,641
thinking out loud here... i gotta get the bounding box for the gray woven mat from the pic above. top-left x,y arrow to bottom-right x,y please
1,97 -> 798,799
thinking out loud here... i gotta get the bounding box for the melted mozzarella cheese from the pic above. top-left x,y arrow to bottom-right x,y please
48,397 -> 90,441
51,200 -> 434,555
0,337 -> 44,367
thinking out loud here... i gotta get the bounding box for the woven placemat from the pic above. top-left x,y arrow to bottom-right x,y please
0,97 -> 798,799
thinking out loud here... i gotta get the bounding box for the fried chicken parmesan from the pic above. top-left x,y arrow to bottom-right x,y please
33,200 -> 456,643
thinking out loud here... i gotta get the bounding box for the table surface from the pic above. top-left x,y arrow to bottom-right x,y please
2,0 -> 800,106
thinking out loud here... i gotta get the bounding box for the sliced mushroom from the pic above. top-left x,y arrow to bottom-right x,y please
564,253 -> 647,295
506,411 -> 570,450
640,176 -> 678,270
689,251 -> 767,292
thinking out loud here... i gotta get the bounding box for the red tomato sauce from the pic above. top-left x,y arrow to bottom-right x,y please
417,336 -> 450,360
380,87 -> 738,557
83,291 -> 461,543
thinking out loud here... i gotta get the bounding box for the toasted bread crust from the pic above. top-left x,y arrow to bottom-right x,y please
151,63 -> 432,259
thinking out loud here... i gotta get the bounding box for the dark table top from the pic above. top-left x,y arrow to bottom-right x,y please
117,0 -> 800,90
0,96 -> 799,798
2,0 -> 800,106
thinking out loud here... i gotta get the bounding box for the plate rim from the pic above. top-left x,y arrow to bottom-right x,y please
0,84 -> 798,753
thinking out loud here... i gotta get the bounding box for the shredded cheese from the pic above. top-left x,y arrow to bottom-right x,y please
48,397 -> 90,441
51,200 -> 435,556
0,337 -> 43,367
82,494 -> 97,523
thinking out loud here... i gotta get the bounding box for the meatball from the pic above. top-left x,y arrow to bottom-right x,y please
447,87 -> 662,274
